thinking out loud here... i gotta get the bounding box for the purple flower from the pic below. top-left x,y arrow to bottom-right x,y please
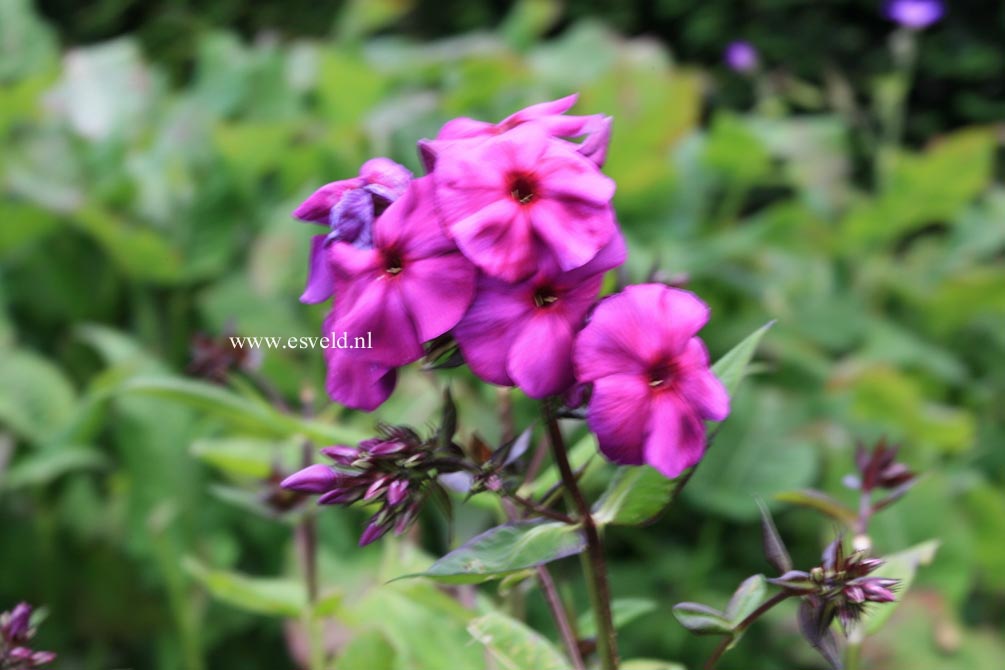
420,93 -> 612,171
433,122 -> 617,282
453,234 -> 626,398
325,176 -> 477,369
573,284 -> 729,478
724,41 -> 759,73
885,0 -> 945,29
1,602 -> 55,668
295,157 -> 413,303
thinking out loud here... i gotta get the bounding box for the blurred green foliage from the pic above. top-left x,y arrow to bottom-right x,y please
1,0 -> 1003,668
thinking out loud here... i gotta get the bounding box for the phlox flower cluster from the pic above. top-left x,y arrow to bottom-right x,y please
290,94 -> 730,500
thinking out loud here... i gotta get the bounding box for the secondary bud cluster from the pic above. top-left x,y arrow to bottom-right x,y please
0,603 -> 56,669
281,425 -> 464,546
770,538 -> 899,633
853,438 -> 916,493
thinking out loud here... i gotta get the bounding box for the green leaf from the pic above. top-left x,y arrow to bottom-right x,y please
397,521 -> 585,584
184,557 -> 305,617
0,348 -> 78,444
190,437 -> 283,480
118,376 -> 367,445
703,112 -> 772,184
593,466 -> 676,526
860,540 -> 939,636
725,575 -> 767,625
578,598 -> 657,638
336,629 -> 396,670
672,602 -> 733,636
1,445 -> 108,489
620,661 -> 687,670
774,489 -> 858,527
684,389 -> 819,520
468,612 -> 572,670
711,321 -> 774,397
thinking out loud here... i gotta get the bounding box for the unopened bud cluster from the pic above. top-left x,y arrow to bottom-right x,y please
0,603 -> 55,669
771,538 -> 898,632
281,425 -> 465,545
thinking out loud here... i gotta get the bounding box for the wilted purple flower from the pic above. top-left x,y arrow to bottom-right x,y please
420,93 -> 612,170
282,426 -> 465,545
724,41 -> 759,73
433,122 -> 617,282
1,602 -> 56,669
573,284 -> 729,478
885,0 -> 945,29
453,234 -> 626,398
295,158 -> 413,303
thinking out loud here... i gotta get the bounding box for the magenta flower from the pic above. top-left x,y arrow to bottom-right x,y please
885,0 -> 944,29
573,284 -> 729,478
433,122 -> 617,282
453,234 -> 626,398
325,176 -> 477,369
420,93 -> 612,171
724,41 -> 759,73
295,157 -> 413,303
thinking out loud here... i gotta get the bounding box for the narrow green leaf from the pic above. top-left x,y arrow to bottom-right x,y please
593,466 -> 676,526
672,603 -> 733,636
711,321 -> 775,397
396,521 -> 585,584
468,612 -> 572,670
775,489 -> 858,527
1,445 -> 108,489
119,376 -> 367,444
190,437 -> 283,479
184,557 -> 305,617
758,501 -> 792,574
725,575 -> 767,625
578,598 -> 657,637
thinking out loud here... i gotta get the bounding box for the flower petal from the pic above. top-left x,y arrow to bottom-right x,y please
300,235 -> 334,304
399,253 -> 476,342
643,393 -> 708,479
676,339 -> 730,422
323,344 -> 398,412
449,199 -> 536,281
293,179 -> 361,224
507,312 -> 576,398
453,276 -> 532,386
586,374 -> 651,466
531,197 -> 616,272
333,281 -> 423,367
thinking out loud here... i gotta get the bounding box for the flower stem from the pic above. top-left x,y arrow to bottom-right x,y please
704,592 -> 790,670
537,566 -> 587,670
544,402 -> 618,670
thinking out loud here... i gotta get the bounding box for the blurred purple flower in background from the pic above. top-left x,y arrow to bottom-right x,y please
724,40 -> 759,73
885,0 -> 945,29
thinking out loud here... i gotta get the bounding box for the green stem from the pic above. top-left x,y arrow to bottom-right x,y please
704,592 -> 790,670
544,402 -> 618,670
846,640 -> 862,670
537,566 -> 586,670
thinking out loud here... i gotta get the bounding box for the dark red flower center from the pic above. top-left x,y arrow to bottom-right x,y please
648,360 -> 678,389
508,172 -> 537,205
383,251 -> 404,276
533,286 -> 558,308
